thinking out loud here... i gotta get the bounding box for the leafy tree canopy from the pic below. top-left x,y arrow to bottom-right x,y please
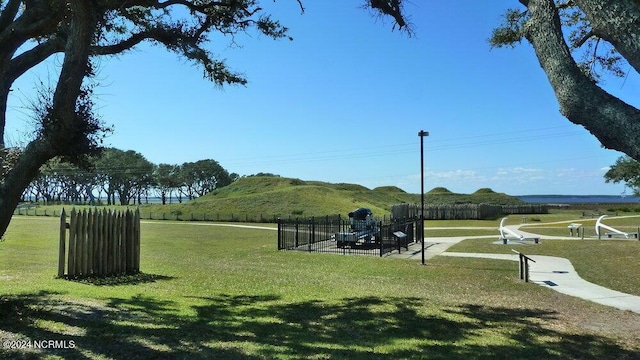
94,148 -> 154,205
604,156 -> 640,195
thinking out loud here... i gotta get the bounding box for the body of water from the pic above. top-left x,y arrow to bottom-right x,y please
517,195 -> 640,204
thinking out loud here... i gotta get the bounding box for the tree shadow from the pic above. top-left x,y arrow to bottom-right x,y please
64,272 -> 175,286
0,292 -> 638,359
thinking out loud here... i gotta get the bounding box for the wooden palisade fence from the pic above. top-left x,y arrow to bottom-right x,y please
58,208 -> 141,279
391,203 -> 548,220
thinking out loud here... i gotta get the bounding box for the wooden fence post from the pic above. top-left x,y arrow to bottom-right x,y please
79,209 -> 88,277
110,209 -> 117,275
119,210 -> 126,274
110,210 -> 117,274
58,209 -> 67,278
68,209 -> 77,278
94,209 -> 101,276
103,209 -> 108,275
115,209 -> 121,274
87,209 -> 94,276
94,209 -> 100,276
134,208 -> 140,272
126,209 -> 133,273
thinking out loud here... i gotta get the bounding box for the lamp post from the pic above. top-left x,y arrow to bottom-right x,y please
418,130 -> 429,265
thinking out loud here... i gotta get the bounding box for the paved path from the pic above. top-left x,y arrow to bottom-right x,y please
388,221 -> 640,314
440,252 -> 640,313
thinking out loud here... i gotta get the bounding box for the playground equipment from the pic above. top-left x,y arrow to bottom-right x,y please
335,208 -> 380,248
499,217 -> 539,244
595,215 -> 638,239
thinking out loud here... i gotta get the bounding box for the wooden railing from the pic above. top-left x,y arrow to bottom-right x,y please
512,249 -> 536,283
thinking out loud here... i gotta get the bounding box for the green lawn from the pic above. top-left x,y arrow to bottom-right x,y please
1,216 -> 639,359
446,236 -> 640,297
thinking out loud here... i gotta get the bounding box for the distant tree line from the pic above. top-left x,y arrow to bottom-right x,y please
22,148 -> 238,205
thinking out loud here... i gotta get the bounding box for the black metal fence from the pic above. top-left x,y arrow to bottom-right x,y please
278,216 -> 420,257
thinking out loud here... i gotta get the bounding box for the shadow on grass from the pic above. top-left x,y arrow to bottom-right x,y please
64,272 -> 175,286
1,292 -> 638,359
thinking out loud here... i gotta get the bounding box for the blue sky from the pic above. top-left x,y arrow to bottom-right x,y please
6,1 -> 640,195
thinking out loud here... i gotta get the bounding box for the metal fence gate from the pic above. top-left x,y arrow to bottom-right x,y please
277,215 -> 419,257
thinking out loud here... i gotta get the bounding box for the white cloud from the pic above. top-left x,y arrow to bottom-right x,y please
493,167 -> 546,183
497,167 -> 544,175
428,169 -> 481,181
553,167 -> 604,180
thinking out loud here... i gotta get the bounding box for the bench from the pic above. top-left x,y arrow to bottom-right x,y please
502,237 -> 539,244
606,232 -> 639,239
582,211 -> 601,218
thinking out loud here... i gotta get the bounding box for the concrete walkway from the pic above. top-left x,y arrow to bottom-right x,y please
388,223 -> 640,314
440,252 -> 640,313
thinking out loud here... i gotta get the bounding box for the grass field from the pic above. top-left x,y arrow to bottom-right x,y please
1,215 -> 640,359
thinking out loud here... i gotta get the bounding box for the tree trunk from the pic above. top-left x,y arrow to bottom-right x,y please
0,0 -> 96,237
522,0 -> 640,160
0,141 -> 54,236
574,0 -> 640,74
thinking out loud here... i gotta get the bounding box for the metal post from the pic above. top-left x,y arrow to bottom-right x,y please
277,218 -> 282,250
58,208 -> 67,278
418,130 -> 429,265
519,253 -> 524,280
308,219 -> 312,252
380,221 -> 384,257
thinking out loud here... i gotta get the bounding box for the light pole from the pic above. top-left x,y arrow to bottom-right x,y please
418,130 -> 429,265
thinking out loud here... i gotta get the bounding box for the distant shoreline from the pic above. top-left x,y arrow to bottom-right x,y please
517,195 -> 640,204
